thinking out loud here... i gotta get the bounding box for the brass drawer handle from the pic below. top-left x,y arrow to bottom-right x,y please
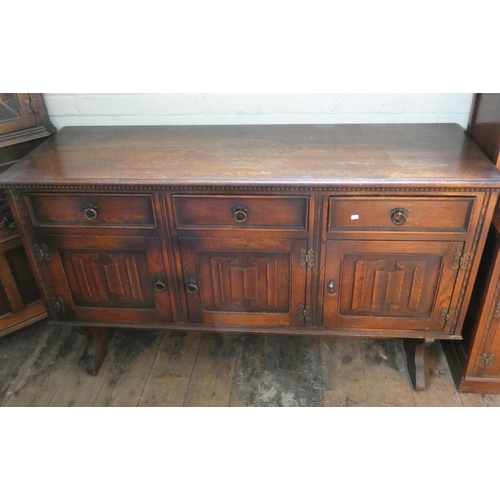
153,276 -> 166,292
327,280 -> 337,294
83,204 -> 99,221
186,277 -> 199,294
390,208 -> 407,226
232,205 -> 248,223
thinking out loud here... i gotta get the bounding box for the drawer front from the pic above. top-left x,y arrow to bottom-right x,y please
173,195 -> 308,230
329,196 -> 473,232
27,194 -> 156,228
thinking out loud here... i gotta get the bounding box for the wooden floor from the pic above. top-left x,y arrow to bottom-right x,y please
1,319 -> 499,407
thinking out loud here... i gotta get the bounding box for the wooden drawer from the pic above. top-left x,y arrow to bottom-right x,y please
329,196 -> 473,232
27,194 -> 156,228
173,195 -> 308,230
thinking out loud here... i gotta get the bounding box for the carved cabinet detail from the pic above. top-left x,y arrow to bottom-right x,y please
2,124 -> 500,388
323,240 -> 463,332
41,235 -> 173,324
179,237 -> 307,326
448,216 -> 500,393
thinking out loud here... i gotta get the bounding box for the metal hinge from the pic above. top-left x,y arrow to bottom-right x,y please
33,242 -> 50,262
451,250 -> 471,272
299,248 -> 315,268
24,97 -> 39,114
50,296 -> 66,318
297,303 -> 311,321
479,353 -> 495,369
439,307 -> 456,326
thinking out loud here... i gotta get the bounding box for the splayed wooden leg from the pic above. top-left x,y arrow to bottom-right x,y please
404,338 -> 434,391
85,327 -> 113,375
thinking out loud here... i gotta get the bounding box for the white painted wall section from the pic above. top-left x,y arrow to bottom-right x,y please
45,93 -> 474,130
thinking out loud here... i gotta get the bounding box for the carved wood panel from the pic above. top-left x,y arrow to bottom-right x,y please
469,253 -> 500,378
199,253 -> 289,313
323,240 -> 464,332
43,235 -> 173,323
63,250 -> 152,308
345,257 -> 436,317
179,237 -> 307,327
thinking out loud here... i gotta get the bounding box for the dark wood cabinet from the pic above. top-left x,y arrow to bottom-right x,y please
0,93 -> 55,337
2,123 -> 500,388
454,216 -> 500,393
443,93 -> 500,393
0,225 -> 46,337
467,93 -> 500,169
0,93 -> 38,135
0,93 -> 55,172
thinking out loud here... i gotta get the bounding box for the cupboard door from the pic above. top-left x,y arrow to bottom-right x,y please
323,240 -> 463,333
43,235 -> 173,324
179,237 -> 308,327
0,93 -> 38,135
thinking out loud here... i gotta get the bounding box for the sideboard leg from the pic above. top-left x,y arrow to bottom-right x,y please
404,338 -> 434,391
85,327 -> 113,375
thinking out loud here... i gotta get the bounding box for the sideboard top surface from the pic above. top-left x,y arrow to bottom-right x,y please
1,123 -> 500,189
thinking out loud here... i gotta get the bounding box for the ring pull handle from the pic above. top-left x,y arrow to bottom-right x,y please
153,276 -> 166,292
83,204 -> 99,221
186,277 -> 199,294
232,206 -> 248,223
390,208 -> 407,226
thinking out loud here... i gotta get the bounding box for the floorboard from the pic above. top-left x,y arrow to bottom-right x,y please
3,324 -> 84,407
0,320 -> 51,405
229,335 -> 285,407
412,341 -> 464,407
320,337 -> 369,407
48,334 -> 113,407
230,335 -> 322,407
2,321 -> 499,407
184,333 -> 243,407
93,329 -> 164,407
139,330 -> 202,407
483,394 -> 500,406
360,339 -> 416,407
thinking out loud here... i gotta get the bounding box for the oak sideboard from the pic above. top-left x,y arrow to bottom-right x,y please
2,123 -> 500,390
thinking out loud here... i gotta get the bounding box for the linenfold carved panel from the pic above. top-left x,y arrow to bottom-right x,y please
200,253 -> 288,313
348,258 -> 434,317
179,237 -> 307,327
63,250 -> 153,308
40,235 -> 173,323
323,240 -> 464,332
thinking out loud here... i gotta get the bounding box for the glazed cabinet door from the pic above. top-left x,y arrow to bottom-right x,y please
179,237 -> 308,327
323,240 -> 463,333
0,93 -> 39,134
40,235 -> 173,324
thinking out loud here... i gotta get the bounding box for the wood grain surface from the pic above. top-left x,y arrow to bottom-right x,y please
2,320 -> 499,406
1,124 -> 499,187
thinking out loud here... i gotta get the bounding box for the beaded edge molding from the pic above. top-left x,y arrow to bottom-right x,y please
2,185 -> 500,193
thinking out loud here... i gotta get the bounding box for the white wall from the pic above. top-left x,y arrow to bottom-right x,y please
45,93 -> 474,130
